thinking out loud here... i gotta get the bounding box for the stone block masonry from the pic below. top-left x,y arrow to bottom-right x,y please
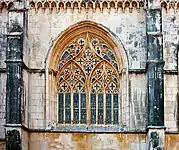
0,0 -> 178,150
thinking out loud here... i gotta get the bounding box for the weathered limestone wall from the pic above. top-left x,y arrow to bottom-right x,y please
164,74 -> 178,131
0,9 -> 7,69
1,132 -> 178,150
29,73 -> 45,129
0,141 -> 5,150
165,134 -> 179,150
162,8 -> 179,132
27,4 -> 179,132
162,9 -> 178,71
22,70 -> 30,127
28,8 -> 146,70
0,74 -> 6,139
28,6 -> 147,130
29,133 -> 147,150
129,74 -> 147,131
0,3 -> 178,150
21,129 -> 29,150
0,8 -> 8,140
27,132 -> 179,150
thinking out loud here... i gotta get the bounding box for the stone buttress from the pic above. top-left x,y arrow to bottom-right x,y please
5,1 -> 27,150
146,0 -> 166,149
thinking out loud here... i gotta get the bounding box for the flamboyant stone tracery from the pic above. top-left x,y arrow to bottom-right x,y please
57,32 -> 121,125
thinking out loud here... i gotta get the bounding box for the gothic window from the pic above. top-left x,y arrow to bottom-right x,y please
57,33 -> 121,126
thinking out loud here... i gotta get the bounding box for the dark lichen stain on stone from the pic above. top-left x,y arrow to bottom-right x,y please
134,41 -> 138,47
129,34 -> 134,40
150,132 -> 159,148
6,130 -> 21,150
170,16 -> 176,23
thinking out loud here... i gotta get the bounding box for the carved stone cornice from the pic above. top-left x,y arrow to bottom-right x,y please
160,0 -> 179,12
28,0 -> 145,13
0,0 -> 14,12
1,0 -> 179,13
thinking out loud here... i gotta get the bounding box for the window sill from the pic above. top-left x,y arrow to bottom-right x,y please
54,125 -> 142,133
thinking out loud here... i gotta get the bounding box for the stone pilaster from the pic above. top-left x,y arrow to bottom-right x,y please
146,0 -> 165,149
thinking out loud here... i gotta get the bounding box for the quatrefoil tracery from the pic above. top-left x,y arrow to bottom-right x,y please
57,32 -> 120,93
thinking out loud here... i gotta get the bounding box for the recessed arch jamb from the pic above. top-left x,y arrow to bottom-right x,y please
44,21 -> 129,129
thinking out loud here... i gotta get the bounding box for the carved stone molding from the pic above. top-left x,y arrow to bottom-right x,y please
1,0 -> 179,13
0,0 -> 14,12
29,0 -> 145,13
160,0 -> 179,12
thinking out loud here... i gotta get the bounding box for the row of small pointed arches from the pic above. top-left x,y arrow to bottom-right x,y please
1,1 -> 179,12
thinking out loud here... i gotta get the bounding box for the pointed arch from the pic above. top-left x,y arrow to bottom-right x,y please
46,21 -> 128,72
45,21 -> 129,130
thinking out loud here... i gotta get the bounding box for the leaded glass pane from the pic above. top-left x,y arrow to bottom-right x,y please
113,94 -> 118,108
58,93 -> 64,123
74,109 -> 79,124
59,93 -> 64,109
113,109 -> 118,124
81,93 -> 86,109
98,94 -> 103,124
113,94 -> 118,124
73,93 -> 79,123
91,94 -> 96,124
81,93 -> 86,124
65,110 -> 71,124
74,93 -> 79,107
65,93 -> 71,108
65,93 -> 71,123
81,109 -> 86,124
106,94 -> 111,124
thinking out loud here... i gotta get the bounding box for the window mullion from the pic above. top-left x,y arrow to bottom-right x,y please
87,91 -> 90,126
71,91 -> 74,124
64,93 -> 66,124
103,91 -> 106,124
87,80 -> 91,126
112,93 -> 114,125
96,93 -> 98,124
79,92 -> 81,124
119,94 -> 120,125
